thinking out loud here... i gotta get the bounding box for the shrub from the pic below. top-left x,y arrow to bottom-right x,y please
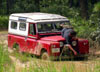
70,17 -> 96,38
0,16 -> 9,30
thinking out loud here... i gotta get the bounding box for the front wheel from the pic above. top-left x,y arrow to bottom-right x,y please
41,52 -> 50,60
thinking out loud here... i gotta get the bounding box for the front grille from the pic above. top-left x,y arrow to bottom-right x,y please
60,40 -> 79,56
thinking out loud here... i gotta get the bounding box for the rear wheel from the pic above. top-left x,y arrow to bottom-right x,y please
13,43 -> 24,54
13,43 -> 19,52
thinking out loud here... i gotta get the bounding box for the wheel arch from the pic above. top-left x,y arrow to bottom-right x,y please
41,48 -> 47,55
13,42 -> 19,48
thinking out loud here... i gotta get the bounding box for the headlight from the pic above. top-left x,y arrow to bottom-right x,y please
59,42 -> 64,47
72,41 -> 77,46
52,48 -> 60,53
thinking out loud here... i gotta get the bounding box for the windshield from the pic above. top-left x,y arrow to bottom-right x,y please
37,21 -> 70,33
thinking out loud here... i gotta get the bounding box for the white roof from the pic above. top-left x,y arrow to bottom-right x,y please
10,12 -> 69,23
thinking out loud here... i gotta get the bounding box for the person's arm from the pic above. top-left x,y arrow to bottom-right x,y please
64,44 -> 77,55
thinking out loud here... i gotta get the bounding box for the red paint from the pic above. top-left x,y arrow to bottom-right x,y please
78,39 -> 89,54
40,36 -> 65,41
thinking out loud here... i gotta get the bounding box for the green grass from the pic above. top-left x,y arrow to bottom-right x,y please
94,61 -> 100,72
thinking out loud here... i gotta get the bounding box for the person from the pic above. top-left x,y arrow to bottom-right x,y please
61,24 -> 77,55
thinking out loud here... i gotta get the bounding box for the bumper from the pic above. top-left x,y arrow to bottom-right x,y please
74,54 -> 89,57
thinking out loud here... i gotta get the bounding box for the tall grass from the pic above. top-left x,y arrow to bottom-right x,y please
0,44 -> 14,72
0,43 -> 100,72
10,49 -> 100,72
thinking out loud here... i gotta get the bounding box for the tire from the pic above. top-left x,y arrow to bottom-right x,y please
41,52 -> 50,60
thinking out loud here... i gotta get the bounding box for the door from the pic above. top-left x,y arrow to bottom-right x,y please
26,23 -> 37,54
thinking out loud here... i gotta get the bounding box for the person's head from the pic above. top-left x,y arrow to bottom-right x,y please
70,31 -> 77,37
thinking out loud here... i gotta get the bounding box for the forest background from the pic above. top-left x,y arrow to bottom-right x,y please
0,0 -> 100,40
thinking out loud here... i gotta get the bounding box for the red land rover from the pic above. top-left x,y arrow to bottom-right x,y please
8,13 -> 89,60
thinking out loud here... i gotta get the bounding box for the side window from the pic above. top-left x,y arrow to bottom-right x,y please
29,24 -> 36,35
19,22 -> 26,31
11,21 -> 17,29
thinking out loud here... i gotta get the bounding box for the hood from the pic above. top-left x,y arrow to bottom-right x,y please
40,36 -> 65,42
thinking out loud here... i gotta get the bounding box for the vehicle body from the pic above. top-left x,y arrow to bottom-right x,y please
8,13 -> 89,60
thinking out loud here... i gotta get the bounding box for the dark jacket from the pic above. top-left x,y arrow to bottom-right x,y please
61,28 -> 76,44
61,28 -> 74,38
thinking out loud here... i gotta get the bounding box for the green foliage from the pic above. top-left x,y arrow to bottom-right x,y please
94,2 -> 100,12
70,17 -> 96,38
11,0 -> 35,13
0,1 -> 7,15
40,0 -> 80,18
0,16 -> 8,30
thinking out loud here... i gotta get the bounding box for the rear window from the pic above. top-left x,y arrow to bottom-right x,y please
11,21 -> 17,29
19,22 -> 26,31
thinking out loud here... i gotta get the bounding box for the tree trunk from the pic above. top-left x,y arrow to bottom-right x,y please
75,0 -> 80,7
80,0 -> 88,20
